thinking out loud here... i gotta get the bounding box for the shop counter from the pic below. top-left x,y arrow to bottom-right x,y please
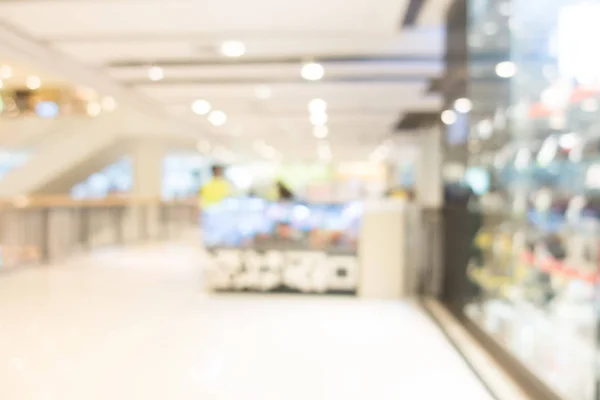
202,198 -> 361,294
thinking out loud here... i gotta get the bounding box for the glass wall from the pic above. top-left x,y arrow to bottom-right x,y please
462,1 -> 600,399
71,158 -> 132,199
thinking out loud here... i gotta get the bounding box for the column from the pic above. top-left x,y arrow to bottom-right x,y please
128,140 -> 165,240
416,128 -> 443,209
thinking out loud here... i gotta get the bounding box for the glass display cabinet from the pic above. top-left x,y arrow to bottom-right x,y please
459,0 -> 600,399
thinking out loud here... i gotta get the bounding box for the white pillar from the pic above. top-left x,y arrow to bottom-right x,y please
416,128 -> 443,208
132,140 -> 164,197
127,140 -> 165,240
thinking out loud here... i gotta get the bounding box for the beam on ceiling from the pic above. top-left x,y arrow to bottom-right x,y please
401,0 -> 428,27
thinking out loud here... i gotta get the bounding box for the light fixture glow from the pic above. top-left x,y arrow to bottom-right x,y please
0,65 -> 12,79
454,98 -> 473,113
313,125 -> 329,139
559,132 -> 579,150
301,62 -> 325,81
441,109 -> 457,125
495,61 -> 517,78
220,41 -> 246,57
0,80 -> 3,89
26,76 -> 41,90
309,98 -> 327,113
208,110 -> 227,126
191,99 -> 211,115
101,96 -> 116,112
86,102 -> 101,117
310,112 -> 328,126
148,66 -> 164,81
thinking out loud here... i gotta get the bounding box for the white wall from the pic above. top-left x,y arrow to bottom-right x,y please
0,116 -> 121,196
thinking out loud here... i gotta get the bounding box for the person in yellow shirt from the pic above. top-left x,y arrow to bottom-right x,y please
199,165 -> 231,209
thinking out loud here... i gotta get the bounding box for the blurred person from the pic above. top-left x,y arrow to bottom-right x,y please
276,180 -> 294,201
199,165 -> 232,209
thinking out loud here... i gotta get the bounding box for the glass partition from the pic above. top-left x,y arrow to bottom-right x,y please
462,1 -> 600,399
71,158 -> 132,199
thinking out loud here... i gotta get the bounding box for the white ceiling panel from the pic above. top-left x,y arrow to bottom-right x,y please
418,0 -> 454,26
0,0 -> 447,161
53,29 -> 443,66
107,61 -> 442,81
0,0 -> 408,37
137,82 -> 429,101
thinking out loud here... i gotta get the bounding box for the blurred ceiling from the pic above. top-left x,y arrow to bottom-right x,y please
0,0 -> 454,161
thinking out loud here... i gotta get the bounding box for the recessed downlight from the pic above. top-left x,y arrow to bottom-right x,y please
495,61 -> 517,78
191,99 -> 211,115
220,41 -> 246,57
454,98 -> 472,113
26,76 -> 41,90
208,110 -> 227,126
301,62 -> 325,81
441,110 -> 457,125
148,66 -> 164,81
310,113 -> 328,126
309,98 -> 327,113
0,65 -> 11,79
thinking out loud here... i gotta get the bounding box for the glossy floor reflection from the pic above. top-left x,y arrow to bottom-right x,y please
0,244 -> 492,400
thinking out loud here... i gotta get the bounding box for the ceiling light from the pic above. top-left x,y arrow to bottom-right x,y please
310,112 -> 328,125
220,41 -> 246,57
86,102 -> 101,117
313,125 -> 329,139
301,62 -> 325,81
255,85 -> 271,100
441,109 -> 457,125
148,66 -> 164,81
191,99 -> 211,115
454,98 -> 472,113
26,76 -> 41,90
208,110 -> 227,126
101,96 -> 116,112
495,61 -> 517,78
308,98 -> 327,113
0,65 -> 12,79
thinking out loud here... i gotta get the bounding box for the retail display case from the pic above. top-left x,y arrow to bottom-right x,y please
454,0 -> 600,399
202,197 -> 361,294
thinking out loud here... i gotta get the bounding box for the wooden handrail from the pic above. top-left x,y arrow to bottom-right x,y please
0,195 -> 197,210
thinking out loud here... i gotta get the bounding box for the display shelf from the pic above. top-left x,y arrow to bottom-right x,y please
202,198 -> 361,294
520,250 -> 598,283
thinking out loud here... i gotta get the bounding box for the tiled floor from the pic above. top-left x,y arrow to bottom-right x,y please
0,244 -> 493,400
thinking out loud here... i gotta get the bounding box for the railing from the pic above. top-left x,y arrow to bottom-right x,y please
0,196 -> 197,271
